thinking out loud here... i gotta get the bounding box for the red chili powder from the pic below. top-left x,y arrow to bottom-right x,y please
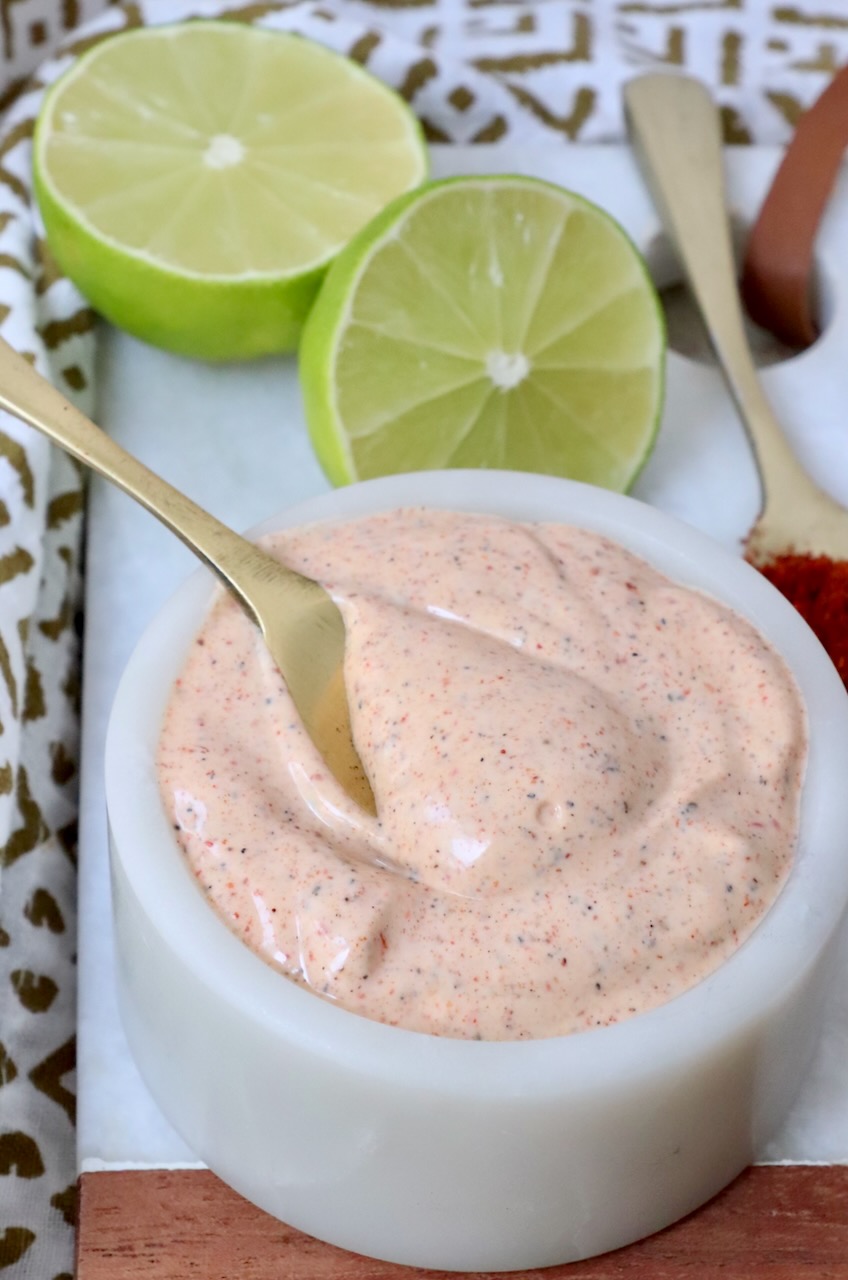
755,554 -> 848,689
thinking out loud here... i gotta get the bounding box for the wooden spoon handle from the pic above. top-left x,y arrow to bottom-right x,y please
742,63 -> 848,349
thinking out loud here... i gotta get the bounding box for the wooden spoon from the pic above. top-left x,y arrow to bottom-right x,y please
742,62 -> 848,350
0,336 -> 376,814
623,72 -> 848,567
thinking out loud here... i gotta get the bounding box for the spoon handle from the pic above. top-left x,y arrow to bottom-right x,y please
0,336 -> 376,813
0,336 -> 310,619
623,73 -> 816,511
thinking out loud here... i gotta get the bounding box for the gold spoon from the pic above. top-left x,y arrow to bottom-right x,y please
623,72 -> 848,566
0,335 -> 376,814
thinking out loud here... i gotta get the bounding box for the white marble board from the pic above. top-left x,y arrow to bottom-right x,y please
78,144 -> 848,1174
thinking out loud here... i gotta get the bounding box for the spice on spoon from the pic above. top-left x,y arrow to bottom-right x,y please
623,73 -> 848,690
740,64 -> 848,690
754,553 -> 848,689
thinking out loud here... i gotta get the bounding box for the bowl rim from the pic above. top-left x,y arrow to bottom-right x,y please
106,469 -> 848,1100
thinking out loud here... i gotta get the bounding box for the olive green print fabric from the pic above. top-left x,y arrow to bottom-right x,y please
3,1 -> 848,1276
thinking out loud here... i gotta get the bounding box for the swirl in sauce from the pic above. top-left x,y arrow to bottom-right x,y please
157,509 -> 807,1040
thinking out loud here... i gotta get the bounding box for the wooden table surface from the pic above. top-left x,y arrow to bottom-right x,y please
77,1165 -> 848,1278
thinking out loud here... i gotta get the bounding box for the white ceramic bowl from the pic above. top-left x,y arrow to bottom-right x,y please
106,471 -> 848,1272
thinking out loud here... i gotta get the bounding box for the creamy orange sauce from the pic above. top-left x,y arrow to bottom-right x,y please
157,509 -> 807,1040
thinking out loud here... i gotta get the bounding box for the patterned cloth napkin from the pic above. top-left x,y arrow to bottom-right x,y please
1,1 -> 848,1275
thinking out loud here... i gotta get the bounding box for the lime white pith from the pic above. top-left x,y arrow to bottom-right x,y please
32,22 -> 427,359
300,176 -> 666,490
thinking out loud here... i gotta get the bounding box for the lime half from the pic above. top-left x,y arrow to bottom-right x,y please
300,176 -> 665,489
33,22 -> 427,360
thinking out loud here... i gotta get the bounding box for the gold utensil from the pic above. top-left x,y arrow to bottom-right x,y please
0,336 -> 376,814
623,72 -> 848,565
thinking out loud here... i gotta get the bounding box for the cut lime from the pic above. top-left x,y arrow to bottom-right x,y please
300,176 -> 665,490
33,22 -> 427,360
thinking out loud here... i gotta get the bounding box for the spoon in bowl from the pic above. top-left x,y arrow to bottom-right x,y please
623,72 -> 848,567
0,335 -> 377,815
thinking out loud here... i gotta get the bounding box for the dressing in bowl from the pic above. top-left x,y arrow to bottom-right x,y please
106,470 -> 848,1271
